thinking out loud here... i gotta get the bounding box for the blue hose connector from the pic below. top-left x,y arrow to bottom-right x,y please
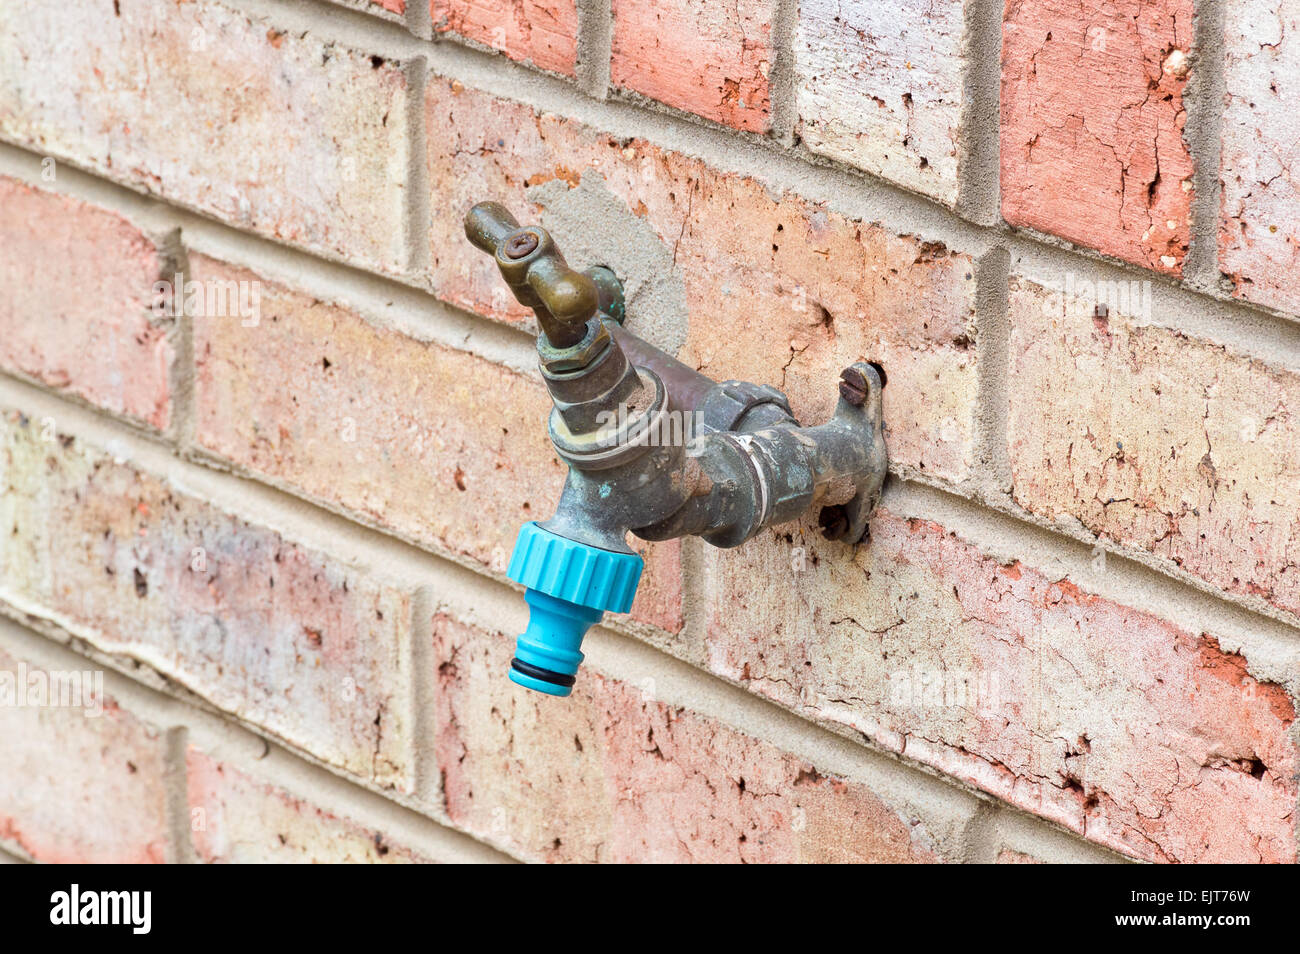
506,522 -> 643,696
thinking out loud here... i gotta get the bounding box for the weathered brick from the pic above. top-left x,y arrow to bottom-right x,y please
704,511 -> 1297,863
0,178 -> 173,430
996,848 -> 1042,863
326,0 -> 405,14
189,254 -> 681,634
426,78 -> 979,481
989,818 -> 1119,863
1001,0 -> 1193,273
0,410 -> 415,789
186,748 -> 429,863
433,0 -> 578,76
1220,0 -> 1300,315
795,0 -> 966,205
612,0 -> 772,132
1007,275 -> 1300,620
432,613 -> 951,862
0,0 -> 410,275
0,646 -> 169,863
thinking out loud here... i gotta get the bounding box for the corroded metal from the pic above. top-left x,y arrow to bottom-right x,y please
586,265 -> 626,324
464,202 -> 596,349
465,201 -> 890,555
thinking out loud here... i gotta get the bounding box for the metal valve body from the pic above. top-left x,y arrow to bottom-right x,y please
465,201 -> 889,696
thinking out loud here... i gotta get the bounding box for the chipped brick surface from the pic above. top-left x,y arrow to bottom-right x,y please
996,849 -> 1043,863
612,0 -> 772,132
1007,275 -> 1300,620
0,178 -> 173,430
0,411 -> 415,789
432,613 -> 953,862
189,254 -> 682,634
705,512 -> 1297,863
325,0 -> 405,14
1002,0 -> 1193,272
426,77 -> 979,481
796,0 -> 966,204
187,748 -> 429,863
0,647 -> 169,863
0,0 -> 410,275
432,0 -> 578,76
1220,0 -> 1300,314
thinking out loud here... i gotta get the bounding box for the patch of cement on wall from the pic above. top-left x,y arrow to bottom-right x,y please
527,173 -> 689,357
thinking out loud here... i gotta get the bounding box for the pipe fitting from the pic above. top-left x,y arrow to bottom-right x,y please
696,379 -> 796,434
466,201 -> 889,698
548,366 -> 667,472
541,322 -> 646,432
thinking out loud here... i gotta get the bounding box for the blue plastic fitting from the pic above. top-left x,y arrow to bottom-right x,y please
506,521 -> 643,696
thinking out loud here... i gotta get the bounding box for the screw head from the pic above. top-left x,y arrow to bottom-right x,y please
838,367 -> 868,407
504,231 -> 539,259
819,504 -> 850,540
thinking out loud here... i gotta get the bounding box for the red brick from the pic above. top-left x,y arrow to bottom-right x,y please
186,748 -> 430,862
996,849 -> 1042,863
1001,0 -> 1193,273
0,646 -> 169,863
189,254 -> 682,634
327,0 -> 405,12
1007,275 -> 1300,620
0,0 -> 410,275
432,0 -> 577,75
0,178 -> 173,430
432,613 -> 954,862
795,0 -> 967,204
1220,0 -> 1300,315
611,0 -> 772,132
426,77 -> 979,481
0,410 -> 416,789
704,511 -> 1297,862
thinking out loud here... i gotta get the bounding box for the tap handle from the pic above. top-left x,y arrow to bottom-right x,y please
464,201 -> 598,349
464,201 -> 520,253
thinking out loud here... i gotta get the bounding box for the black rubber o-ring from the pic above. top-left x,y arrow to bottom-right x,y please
511,658 -> 577,688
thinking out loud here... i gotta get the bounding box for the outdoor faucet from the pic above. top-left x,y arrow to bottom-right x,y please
465,201 -> 889,697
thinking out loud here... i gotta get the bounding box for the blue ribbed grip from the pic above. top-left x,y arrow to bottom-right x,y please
505,522 -> 643,696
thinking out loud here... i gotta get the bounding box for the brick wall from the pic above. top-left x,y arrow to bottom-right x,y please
0,0 -> 1295,864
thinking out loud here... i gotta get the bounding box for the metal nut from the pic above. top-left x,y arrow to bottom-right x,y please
537,319 -> 612,373
697,381 -> 794,433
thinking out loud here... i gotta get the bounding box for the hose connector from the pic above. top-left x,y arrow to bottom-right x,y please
506,522 -> 643,696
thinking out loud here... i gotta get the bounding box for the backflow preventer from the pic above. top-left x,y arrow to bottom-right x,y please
466,202 -> 888,697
